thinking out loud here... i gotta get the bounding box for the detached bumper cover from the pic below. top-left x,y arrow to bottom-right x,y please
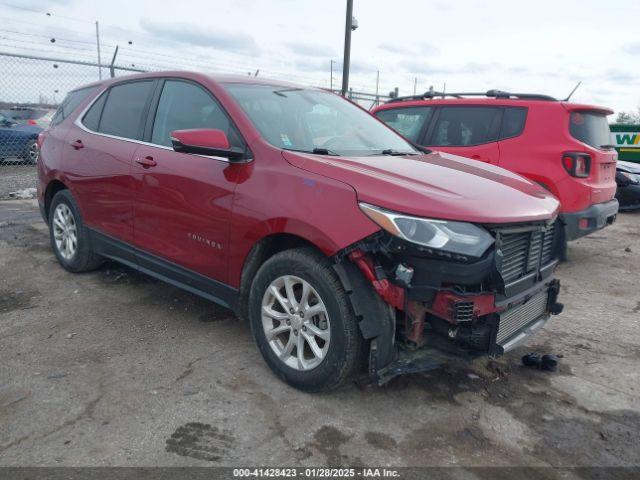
561,199 -> 619,240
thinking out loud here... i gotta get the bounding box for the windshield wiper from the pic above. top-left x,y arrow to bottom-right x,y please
273,87 -> 303,97
283,147 -> 339,156
377,149 -> 418,156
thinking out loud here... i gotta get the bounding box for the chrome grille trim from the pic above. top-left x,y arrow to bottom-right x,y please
496,290 -> 549,345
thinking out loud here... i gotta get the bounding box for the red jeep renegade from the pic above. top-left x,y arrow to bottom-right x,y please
38,73 -> 563,391
373,90 -> 618,247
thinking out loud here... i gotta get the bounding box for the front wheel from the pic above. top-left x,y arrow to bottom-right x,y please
248,248 -> 364,392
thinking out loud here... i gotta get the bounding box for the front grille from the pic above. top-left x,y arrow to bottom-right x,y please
496,222 -> 557,283
496,290 -> 549,345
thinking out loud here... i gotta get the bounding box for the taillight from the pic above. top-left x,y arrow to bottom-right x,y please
562,152 -> 591,178
27,119 -> 37,125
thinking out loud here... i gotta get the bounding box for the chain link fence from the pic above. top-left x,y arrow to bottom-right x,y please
0,51 -> 389,197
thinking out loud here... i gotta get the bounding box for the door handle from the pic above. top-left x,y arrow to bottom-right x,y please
70,139 -> 84,150
135,156 -> 157,168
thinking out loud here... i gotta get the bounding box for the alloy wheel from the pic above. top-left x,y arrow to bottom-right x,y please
52,203 -> 78,260
261,275 -> 331,371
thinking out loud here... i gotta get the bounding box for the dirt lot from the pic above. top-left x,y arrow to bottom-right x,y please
0,199 -> 639,468
0,165 -> 37,200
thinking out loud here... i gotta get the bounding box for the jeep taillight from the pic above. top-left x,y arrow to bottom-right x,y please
562,152 -> 591,178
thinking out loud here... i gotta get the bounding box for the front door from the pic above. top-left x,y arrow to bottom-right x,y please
132,79 -> 246,285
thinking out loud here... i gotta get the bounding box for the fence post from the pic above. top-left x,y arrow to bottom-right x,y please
109,46 -> 119,78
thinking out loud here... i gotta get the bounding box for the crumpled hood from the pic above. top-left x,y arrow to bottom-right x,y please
283,150 -> 560,224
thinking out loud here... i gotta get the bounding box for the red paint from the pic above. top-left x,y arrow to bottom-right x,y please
373,98 -> 617,216
38,71 -> 560,293
427,290 -> 497,324
171,128 -> 230,149
347,250 -> 405,311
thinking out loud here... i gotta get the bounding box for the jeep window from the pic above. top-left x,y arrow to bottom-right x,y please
151,80 -> 243,149
224,84 -> 417,156
500,107 -> 527,140
430,107 -> 501,146
569,111 -> 611,149
375,107 -> 434,142
97,81 -> 153,140
50,86 -> 96,127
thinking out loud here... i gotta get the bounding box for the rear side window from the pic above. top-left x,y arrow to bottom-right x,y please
50,86 -> 96,126
98,81 -> 153,139
81,92 -> 107,131
151,80 -> 242,148
375,107 -> 434,142
429,107 -> 500,146
569,111 -> 611,149
500,107 -> 527,140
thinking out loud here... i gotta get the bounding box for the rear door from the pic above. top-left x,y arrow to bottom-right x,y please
374,106 -> 434,143
67,80 -> 155,245
131,78 -> 245,285
424,106 -> 501,164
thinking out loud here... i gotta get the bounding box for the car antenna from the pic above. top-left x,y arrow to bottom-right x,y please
563,81 -> 581,101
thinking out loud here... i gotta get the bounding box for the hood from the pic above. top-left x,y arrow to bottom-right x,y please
283,150 -> 560,224
617,160 -> 640,173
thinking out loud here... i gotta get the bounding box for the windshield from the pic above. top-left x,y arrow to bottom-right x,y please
224,84 -> 417,156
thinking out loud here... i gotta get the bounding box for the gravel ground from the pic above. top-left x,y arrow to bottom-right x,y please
0,199 -> 639,469
0,165 -> 37,199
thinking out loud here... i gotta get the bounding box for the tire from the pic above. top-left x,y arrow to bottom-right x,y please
49,189 -> 102,272
248,247 -> 365,392
22,139 -> 39,165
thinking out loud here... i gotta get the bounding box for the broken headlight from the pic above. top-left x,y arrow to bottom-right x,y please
359,202 -> 494,258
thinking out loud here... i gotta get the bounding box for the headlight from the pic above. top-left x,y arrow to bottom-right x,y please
359,202 -> 494,258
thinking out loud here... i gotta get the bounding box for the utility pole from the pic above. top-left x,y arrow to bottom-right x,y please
375,70 -> 380,106
341,0 -> 355,96
95,21 -> 102,80
330,60 -> 336,91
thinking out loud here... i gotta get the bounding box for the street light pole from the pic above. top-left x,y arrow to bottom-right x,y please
341,0 -> 354,96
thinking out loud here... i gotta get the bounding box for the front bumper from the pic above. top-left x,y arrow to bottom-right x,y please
375,278 -> 562,385
561,199 -> 619,240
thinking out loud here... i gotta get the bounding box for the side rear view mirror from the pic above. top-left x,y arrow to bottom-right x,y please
170,129 -> 244,161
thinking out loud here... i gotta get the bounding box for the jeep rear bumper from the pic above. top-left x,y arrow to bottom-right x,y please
561,199 -> 619,240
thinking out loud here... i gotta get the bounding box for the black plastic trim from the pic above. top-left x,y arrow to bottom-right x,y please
88,228 -> 238,309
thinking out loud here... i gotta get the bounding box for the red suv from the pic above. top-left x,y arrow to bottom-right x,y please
372,90 -> 618,247
38,73 -> 563,391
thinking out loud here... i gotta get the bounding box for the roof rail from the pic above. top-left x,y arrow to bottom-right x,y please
387,89 -> 558,103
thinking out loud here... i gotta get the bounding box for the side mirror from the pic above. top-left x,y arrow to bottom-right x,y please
170,129 -> 245,161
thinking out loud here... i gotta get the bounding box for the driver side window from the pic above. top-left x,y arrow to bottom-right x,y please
151,80 -> 243,149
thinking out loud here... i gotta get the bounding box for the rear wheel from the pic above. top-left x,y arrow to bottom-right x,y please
248,248 -> 364,392
49,190 -> 102,272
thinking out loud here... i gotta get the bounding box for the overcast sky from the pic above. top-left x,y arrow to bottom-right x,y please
1,0 -> 639,114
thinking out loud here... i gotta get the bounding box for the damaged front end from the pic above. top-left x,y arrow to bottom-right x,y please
334,209 -> 564,385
